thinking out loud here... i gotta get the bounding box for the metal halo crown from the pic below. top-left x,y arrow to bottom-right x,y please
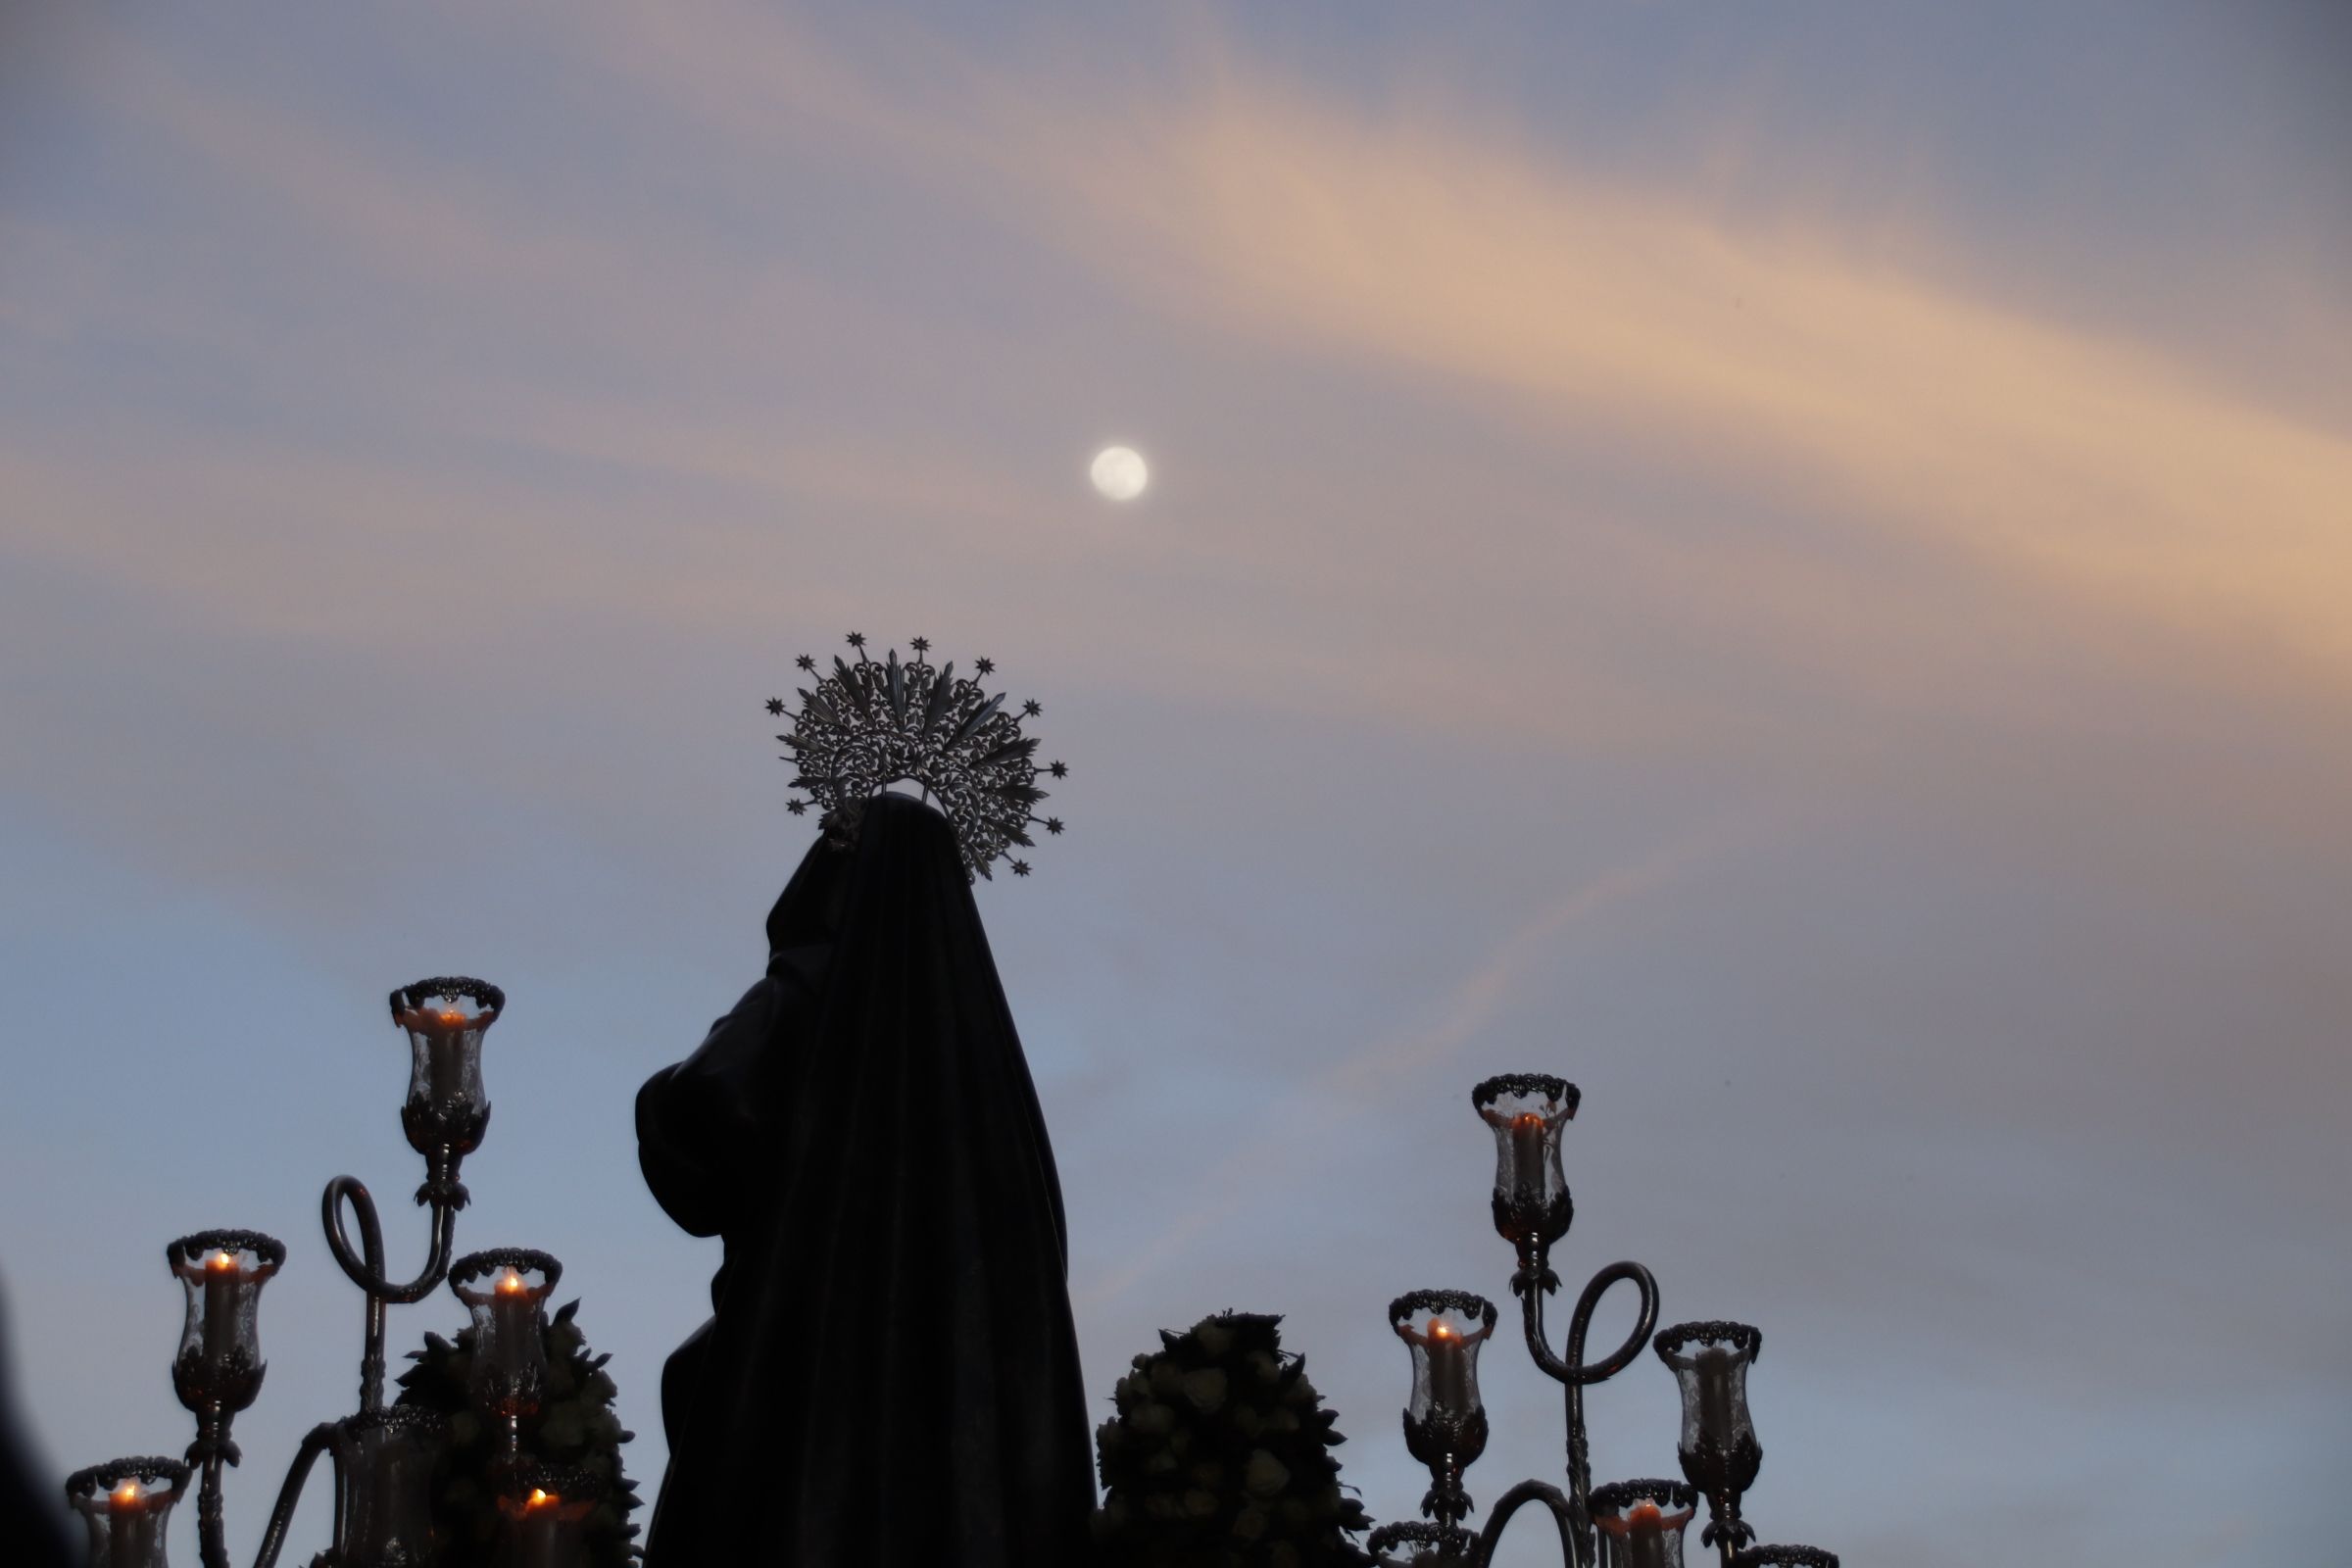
768,633 -> 1067,881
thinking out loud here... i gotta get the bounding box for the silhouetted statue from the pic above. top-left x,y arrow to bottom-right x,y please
636,794 -> 1094,1565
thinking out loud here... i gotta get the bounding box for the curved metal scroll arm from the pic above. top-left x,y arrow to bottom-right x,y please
1468,1480 -> 1579,1567
1519,1257 -> 1659,1567
1520,1259 -> 1659,1389
320,1176 -> 459,1409
249,1421 -> 337,1568
1366,1480 -> 1581,1568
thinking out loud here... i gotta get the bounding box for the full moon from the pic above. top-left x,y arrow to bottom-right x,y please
1090,446 -> 1148,501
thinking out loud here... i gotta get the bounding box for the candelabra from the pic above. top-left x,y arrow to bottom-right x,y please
66,978 -> 600,1568
1366,1074 -> 1838,1568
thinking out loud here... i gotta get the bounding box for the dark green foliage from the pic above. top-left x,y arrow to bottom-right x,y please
395,1298 -> 642,1566
1094,1310 -> 1373,1568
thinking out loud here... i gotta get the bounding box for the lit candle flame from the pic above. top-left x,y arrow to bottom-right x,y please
496,1268 -> 528,1297
111,1480 -> 141,1508
437,1008 -> 467,1027
1428,1319 -> 1455,1342
208,1250 -> 237,1273
524,1487 -> 559,1512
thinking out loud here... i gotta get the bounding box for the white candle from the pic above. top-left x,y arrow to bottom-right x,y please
108,1481 -> 158,1568
1425,1320 -> 1471,1416
1693,1347 -> 1738,1445
427,1011 -> 470,1102
482,1269 -> 541,1410
1509,1112 -> 1546,1208
1618,1500 -> 1674,1568
502,1488 -> 583,1568
201,1250 -> 240,1369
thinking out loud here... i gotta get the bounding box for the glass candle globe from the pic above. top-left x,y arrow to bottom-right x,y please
1388,1290 -> 1496,1522
1470,1074 -> 1579,1256
389,977 -> 505,1199
66,1457 -> 189,1568
449,1249 -> 562,1420
1653,1321 -> 1763,1503
167,1230 -> 283,1417
329,1407 -> 447,1568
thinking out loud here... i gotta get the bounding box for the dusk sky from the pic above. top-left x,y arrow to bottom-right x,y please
4,3 -> 2349,1564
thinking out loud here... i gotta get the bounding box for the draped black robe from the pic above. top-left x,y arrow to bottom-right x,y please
636,794 -> 1094,1565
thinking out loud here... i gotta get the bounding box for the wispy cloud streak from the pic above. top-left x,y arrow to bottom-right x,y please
1075,816 -> 1753,1311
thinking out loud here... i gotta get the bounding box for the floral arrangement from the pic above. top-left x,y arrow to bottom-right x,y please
1095,1310 -> 1373,1568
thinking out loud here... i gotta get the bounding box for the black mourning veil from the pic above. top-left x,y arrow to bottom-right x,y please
636,793 -> 1093,1564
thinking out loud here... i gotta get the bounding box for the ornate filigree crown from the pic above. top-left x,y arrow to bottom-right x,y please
768,633 -> 1066,881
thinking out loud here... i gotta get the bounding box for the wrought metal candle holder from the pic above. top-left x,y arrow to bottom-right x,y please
63,976 -> 597,1568
1366,1074 -> 1840,1568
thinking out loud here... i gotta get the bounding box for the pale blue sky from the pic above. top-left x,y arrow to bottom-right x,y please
3,4 -> 2347,1564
